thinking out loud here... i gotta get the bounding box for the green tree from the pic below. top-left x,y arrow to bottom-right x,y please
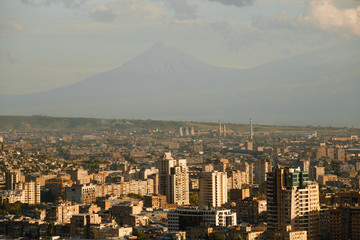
189,192 -> 199,205
134,230 -> 147,239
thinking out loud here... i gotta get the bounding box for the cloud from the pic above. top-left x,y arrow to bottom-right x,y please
1,23 -> 23,37
20,0 -> 87,9
299,0 -> 360,36
165,0 -> 197,20
89,4 -> 117,22
207,0 -> 255,7
89,1 -> 166,23
0,52 -> 17,64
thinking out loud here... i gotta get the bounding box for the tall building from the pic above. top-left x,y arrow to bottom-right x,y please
239,162 -> 254,185
267,166 -> 320,240
329,206 -> 360,240
5,169 -> 22,190
254,159 -> 272,185
158,152 -> 189,205
19,181 -> 41,204
199,171 -> 227,208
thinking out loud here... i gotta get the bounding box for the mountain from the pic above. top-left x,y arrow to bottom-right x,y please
0,41 -> 359,127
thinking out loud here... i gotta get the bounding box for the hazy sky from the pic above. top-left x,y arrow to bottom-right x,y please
0,0 -> 359,95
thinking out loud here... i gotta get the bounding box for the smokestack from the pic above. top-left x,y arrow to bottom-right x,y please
219,120 -> 222,136
179,127 -> 183,136
223,125 -> 226,137
250,117 -> 253,141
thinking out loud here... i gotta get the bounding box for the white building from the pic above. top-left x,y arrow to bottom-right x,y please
168,207 -> 237,232
158,152 -> 189,205
199,171 -> 227,208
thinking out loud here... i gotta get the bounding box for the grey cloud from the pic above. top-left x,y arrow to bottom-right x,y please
0,52 -> 17,64
207,0 -> 255,7
208,22 -> 232,37
20,0 -> 87,9
89,6 -> 117,22
165,0 -> 197,20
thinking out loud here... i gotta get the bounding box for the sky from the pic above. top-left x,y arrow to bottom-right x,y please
0,0 -> 359,95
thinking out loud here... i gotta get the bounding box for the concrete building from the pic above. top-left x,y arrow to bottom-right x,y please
158,152 -> 189,205
70,214 -> 101,239
237,197 -> 267,224
239,162 -> 254,185
229,188 -> 250,201
168,207 -> 237,232
199,171 -> 227,208
5,169 -> 22,190
65,183 -> 96,204
227,170 -> 247,189
46,202 -> 79,224
70,168 -> 89,184
309,166 -> 325,181
143,194 -> 166,210
254,159 -> 272,185
267,166 -> 320,240
337,148 -> 346,161
19,181 -> 41,204
329,206 -> 360,240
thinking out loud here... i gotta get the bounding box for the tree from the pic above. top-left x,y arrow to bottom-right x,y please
134,230 -> 147,239
189,192 -> 199,205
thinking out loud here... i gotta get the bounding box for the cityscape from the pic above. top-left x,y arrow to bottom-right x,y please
0,116 -> 359,239
1,0 -> 360,239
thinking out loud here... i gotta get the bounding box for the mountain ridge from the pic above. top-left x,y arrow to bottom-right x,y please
0,41 -> 359,127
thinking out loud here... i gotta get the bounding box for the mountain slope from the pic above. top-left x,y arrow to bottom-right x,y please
0,41 -> 359,126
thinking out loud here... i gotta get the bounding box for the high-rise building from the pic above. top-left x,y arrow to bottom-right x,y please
254,159 -> 272,185
337,148 -> 345,161
199,171 -> 227,208
267,166 -> 320,240
329,206 -> 360,240
239,162 -> 254,185
158,152 -> 189,205
309,166 -> 325,181
19,181 -> 41,204
227,170 -> 247,189
5,169 -> 22,190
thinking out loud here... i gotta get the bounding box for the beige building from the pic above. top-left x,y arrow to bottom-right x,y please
267,166 -> 320,240
227,170 -> 247,189
199,171 -> 227,208
65,183 -> 96,204
19,182 -> 41,204
46,202 -> 79,224
158,152 -> 189,205
70,168 -> 89,184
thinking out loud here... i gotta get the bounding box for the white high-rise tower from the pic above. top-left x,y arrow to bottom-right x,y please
158,152 -> 189,205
